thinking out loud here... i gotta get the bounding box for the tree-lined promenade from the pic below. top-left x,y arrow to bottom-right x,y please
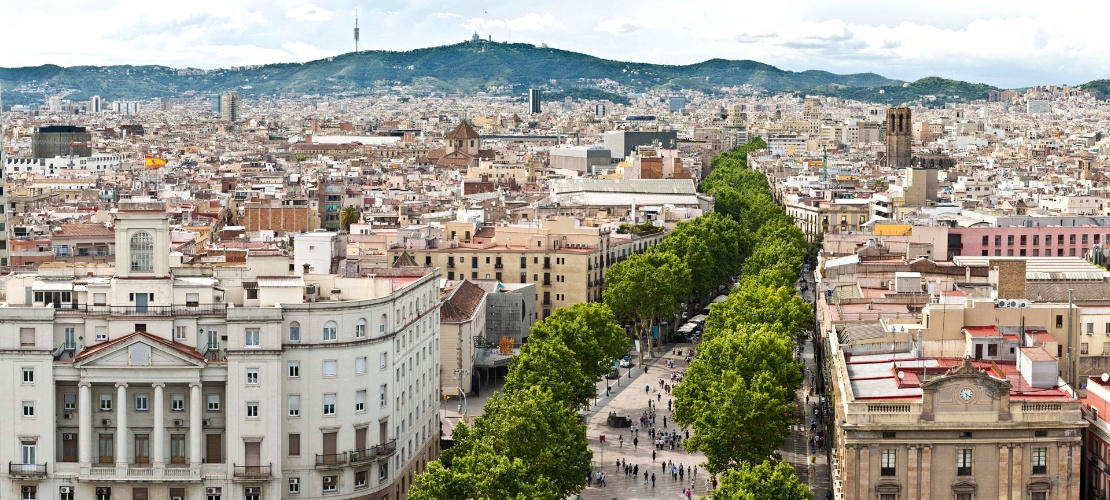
409,138 -> 813,499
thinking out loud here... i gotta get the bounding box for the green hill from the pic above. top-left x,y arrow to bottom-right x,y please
807,77 -> 999,104
1079,80 -> 1110,100
1,41 -> 971,105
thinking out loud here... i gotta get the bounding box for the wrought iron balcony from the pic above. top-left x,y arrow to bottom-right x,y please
315,452 -> 348,467
232,464 -> 272,478
9,462 -> 47,477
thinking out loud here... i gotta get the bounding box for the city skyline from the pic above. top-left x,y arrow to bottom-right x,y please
3,0 -> 1110,89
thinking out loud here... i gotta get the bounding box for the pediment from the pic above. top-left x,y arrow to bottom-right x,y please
920,357 -> 1012,395
75,332 -> 206,369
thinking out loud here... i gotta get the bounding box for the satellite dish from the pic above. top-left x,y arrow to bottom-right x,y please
1102,373 -> 1109,383
897,371 -> 905,380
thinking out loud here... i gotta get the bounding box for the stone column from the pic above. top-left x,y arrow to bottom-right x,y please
858,444 -> 871,499
998,444 -> 1011,500
115,383 -> 128,469
189,382 -> 203,467
78,382 -> 92,467
1011,444 -> 1024,500
919,445 -> 932,500
842,445 -> 857,500
1058,442 -> 1072,500
152,383 -> 165,469
907,445 -> 919,500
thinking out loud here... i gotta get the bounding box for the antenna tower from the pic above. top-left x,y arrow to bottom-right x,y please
354,8 -> 360,53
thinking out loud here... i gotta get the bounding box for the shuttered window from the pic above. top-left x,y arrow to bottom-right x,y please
288,434 -> 300,456
19,328 -> 34,346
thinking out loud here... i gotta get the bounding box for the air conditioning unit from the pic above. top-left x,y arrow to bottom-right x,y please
203,419 -> 211,427
173,419 -> 183,426
1008,300 -> 1019,308
60,487 -> 71,494
1017,300 -> 1030,308
96,488 -> 110,496
996,300 -> 1008,308
101,419 -> 111,426
207,487 -> 220,495
64,413 -> 72,419
245,487 -> 259,494
22,487 -> 33,494
289,478 -> 299,486
306,285 -> 318,295
63,433 -> 73,440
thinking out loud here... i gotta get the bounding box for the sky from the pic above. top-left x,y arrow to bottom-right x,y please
3,0 -> 1108,89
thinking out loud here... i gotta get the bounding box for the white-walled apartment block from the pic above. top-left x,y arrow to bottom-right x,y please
0,200 -> 441,500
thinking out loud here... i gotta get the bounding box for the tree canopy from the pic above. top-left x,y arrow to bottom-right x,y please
714,460 -> 812,500
526,302 -> 629,382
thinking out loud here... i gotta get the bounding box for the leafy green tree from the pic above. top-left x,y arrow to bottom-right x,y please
604,251 -> 691,363
526,303 -> 629,382
707,279 -> 812,343
714,460 -> 812,500
338,205 -> 360,231
674,325 -> 801,473
503,337 -> 594,409
408,439 -> 561,500
654,213 -> 746,302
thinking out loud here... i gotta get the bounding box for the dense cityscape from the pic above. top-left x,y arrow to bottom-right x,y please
6,5 -> 1110,500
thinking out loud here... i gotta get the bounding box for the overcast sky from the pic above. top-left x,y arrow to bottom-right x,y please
3,0 -> 1107,88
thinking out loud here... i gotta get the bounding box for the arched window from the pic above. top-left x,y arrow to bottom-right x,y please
130,231 -> 154,272
289,322 -> 300,342
380,314 -> 388,334
356,318 -> 367,338
323,321 -> 337,341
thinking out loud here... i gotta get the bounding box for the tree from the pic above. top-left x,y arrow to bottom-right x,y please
707,280 -> 812,343
714,460 -> 812,500
338,205 -> 360,231
412,387 -> 589,499
673,325 -> 801,473
503,337 -> 594,409
526,302 -> 629,382
654,213 -> 745,302
604,251 -> 691,365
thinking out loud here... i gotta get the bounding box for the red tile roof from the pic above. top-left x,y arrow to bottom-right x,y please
55,223 -> 114,238
964,325 -> 1001,337
440,280 -> 486,322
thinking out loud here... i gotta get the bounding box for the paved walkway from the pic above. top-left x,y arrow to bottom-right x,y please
580,345 -> 707,499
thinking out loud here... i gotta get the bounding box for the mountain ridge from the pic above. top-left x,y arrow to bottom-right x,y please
0,41 -> 1004,105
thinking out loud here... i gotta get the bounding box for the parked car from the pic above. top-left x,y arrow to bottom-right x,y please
619,355 -> 633,368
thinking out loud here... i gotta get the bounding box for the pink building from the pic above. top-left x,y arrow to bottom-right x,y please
952,225 -> 1109,258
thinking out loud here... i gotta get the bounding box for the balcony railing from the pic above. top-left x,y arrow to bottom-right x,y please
70,303 -> 228,317
350,448 -> 377,463
374,439 -> 398,457
315,452 -> 348,467
9,462 -> 47,477
233,464 -> 272,478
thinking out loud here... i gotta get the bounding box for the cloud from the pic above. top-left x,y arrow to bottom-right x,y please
282,41 -> 333,61
595,17 -> 645,35
735,32 -> 778,44
435,12 -> 462,20
285,3 -> 335,22
465,12 -> 563,32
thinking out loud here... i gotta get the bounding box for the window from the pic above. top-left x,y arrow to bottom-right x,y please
355,469 -> 368,488
23,401 -> 34,417
22,367 -> 34,384
322,476 -> 337,492
380,384 -> 388,407
1056,315 -> 1064,328
100,394 -> 113,411
64,327 -> 76,349
20,328 -> 34,346
96,326 -> 108,341
880,449 -> 895,476
244,488 -> 258,500
246,402 -> 259,418
380,314 -> 387,334
379,462 -> 389,481
21,485 -> 35,500
987,344 -> 998,356
60,487 -> 72,500
288,434 -> 300,456
356,319 -> 367,338
288,322 -> 300,342
323,321 -> 337,341
207,394 -> 220,412
356,357 -> 367,374
245,329 -> 260,348
323,360 -> 337,377
356,390 -> 366,412
1032,446 -> 1047,474
288,395 -> 300,417
171,394 -> 185,412
174,326 -> 187,341
96,487 -> 111,500
1031,493 -> 1046,500
246,368 -> 259,385
135,395 -> 149,411
246,288 -> 258,300
957,448 -> 973,475
288,361 -> 300,378
288,478 -> 300,494
130,231 -> 154,272
380,352 -> 388,369
323,393 -> 336,416
64,393 -> 76,411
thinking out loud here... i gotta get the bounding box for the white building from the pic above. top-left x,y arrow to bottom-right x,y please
0,200 -> 440,500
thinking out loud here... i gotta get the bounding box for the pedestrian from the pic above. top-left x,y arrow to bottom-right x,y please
606,386 -> 610,397
587,473 -> 592,486
634,464 -> 639,476
645,384 -> 650,394
657,393 -> 661,402
680,466 -> 684,481
652,449 -> 656,462
619,435 -> 624,448
668,399 -> 672,411
634,436 -> 638,449
663,416 -> 667,428
644,471 -> 648,482
651,473 -> 656,487
663,461 -> 667,473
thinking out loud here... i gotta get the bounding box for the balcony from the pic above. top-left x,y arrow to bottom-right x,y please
374,439 -> 398,457
543,262 -> 552,269
81,464 -> 201,481
315,452 -> 348,468
350,448 -> 377,464
76,303 -> 227,317
9,462 -> 47,477
494,263 -> 503,269
542,280 -> 552,286
233,464 -> 272,478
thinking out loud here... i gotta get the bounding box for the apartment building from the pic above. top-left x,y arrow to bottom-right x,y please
1082,376 -> 1110,500
0,200 -> 440,500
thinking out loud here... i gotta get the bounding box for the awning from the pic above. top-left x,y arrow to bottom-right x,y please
32,281 -> 74,292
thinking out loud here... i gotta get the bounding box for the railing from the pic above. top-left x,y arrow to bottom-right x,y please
315,452 -> 348,467
89,466 -> 115,476
543,262 -> 551,269
162,467 -> 196,478
866,404 -> 912,413
80,303 -> 227,316
1022,402 -> 1062,412
373,439 -> 398,457
127,467 -> 155,477
542,281 -> 552,286
233,464 -> 272,478
350,448 -> 377,463
9,462 -> 47,476
494,263 -> 503,269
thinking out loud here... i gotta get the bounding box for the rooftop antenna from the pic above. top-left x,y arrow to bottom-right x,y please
353,8 -> 360,53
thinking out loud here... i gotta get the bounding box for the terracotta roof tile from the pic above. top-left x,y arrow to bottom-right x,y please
55,223 -> 114,238
440,280 -> 486,322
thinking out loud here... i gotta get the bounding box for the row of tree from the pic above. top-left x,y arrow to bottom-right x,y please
672,138 -> 814,499
408,303 -> 629,499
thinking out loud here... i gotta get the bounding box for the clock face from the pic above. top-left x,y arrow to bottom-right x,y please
960,388 -> 974,402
